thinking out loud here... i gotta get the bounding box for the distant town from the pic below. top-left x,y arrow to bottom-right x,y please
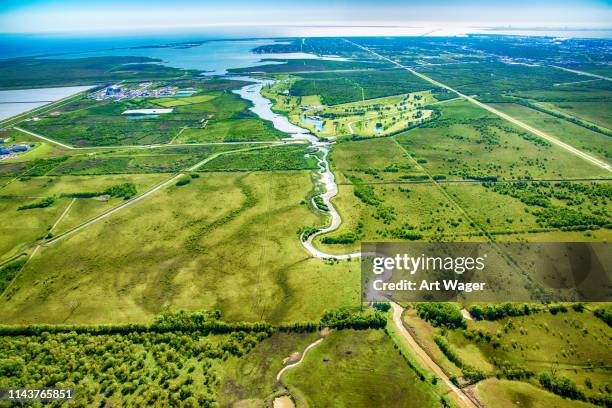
91,82 -> 195,101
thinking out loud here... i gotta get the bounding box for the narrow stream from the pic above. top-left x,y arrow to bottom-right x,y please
231,77 -> 359,259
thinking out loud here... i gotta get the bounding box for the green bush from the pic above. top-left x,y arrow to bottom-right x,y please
416,303 -> 466,329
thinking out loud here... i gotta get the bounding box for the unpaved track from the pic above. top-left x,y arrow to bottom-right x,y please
42,143 -> 298,246
391,303 -> 479,408
276,337 -> 325,383
14,126 -> 298,151
344,39 -> 612,173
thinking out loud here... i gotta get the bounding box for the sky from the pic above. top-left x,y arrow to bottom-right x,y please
0,0 -> 611,35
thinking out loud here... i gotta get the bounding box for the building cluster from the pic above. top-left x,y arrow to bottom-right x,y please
0,142 -> 33,158
90,82 -> 178,101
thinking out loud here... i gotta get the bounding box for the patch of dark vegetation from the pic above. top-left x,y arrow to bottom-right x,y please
17,197 -> 55,211
416,303 -> 466,329
321,232 -> 358,244
200,145 -> 317,172
0,56 -> 196,90
62,182 -> 137,200
0,257 -> 26,295
290,69 -> 432,105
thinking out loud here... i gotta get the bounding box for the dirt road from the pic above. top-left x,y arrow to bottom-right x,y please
390,302 -> 479,408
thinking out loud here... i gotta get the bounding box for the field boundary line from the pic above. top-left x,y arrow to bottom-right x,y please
13,126 -> 299,151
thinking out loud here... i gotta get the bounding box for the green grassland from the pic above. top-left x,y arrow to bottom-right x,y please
0,174 -> 169,260
490,102 -> 612,162
0,56 -> 196,90
395,100 -> 610,180
217,331 -> 319,406
0,171 -> 360,325
20,84 -> 284,147
443,181 -> 612,237
476,379 -> 597,408
313,182 -> 480,254
288,69 -> 434,105
329,137 -> 426,184
283,329 -> 441,407
538,101 -> 612,131
46,144 -> 252,175
313,98 -> 611,254
264,78 -> 435,139
405,304 -> 611,406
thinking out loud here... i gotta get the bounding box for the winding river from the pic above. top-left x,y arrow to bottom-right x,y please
231,77 -> 361,259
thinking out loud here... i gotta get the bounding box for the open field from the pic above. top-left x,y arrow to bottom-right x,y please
475,379 -> 598,408
0,174 -> 169,260
19,82 -> 284,147
288,69 -> 434,105
0,171 -> 361,324
404,303 -> 611,406
217,331 -> 319,406
283,329 -> 442,407
395,100 -> 610,180
490,103 -> 612,162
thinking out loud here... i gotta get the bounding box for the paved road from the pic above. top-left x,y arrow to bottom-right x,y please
390,303 -> 479,408
550,65 -> 611,82
344,39 -> 612,173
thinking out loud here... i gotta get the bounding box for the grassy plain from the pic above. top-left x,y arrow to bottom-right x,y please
0,171 -> 360,324
217,331 -> 319,406
0,174 -> 169,260
490,103 -> 612,162
283,329 -> 441,407
20,85 -> 283,147
405,305 -> 611,405
476,379 -> 598,408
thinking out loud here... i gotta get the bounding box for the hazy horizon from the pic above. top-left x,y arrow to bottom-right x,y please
1,0 -> 611,35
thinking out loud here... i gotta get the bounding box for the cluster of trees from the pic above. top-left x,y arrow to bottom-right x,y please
416,303 -> 466,329
594,307 -> 612,327
0,323 -> 271,407
352,182 -> 381,206
175,175 -> 191,186
434,335 -> 486,383
540,372 -> 612,406
62,182 -> 137,200
313,196 -> 329,212
535,206 -> 609,230
468,303 -> 542,321
321,232 -> 358,245
319,308 -> 387,329
17,196 -> 55,211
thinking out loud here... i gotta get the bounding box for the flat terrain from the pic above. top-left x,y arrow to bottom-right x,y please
283,329 -> 441,407
0,34 -> 611,408
0,171 -> 358,324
